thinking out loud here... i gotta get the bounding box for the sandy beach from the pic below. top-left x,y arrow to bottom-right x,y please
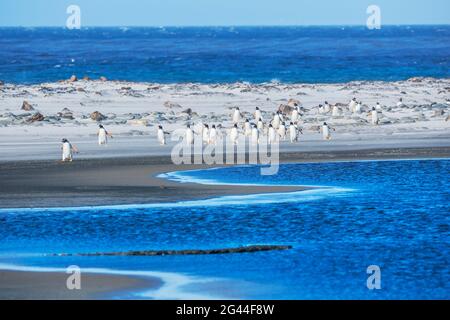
0,270 -> 161,300
0,78 -> 449,300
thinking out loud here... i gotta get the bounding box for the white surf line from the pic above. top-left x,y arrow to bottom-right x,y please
0,263 -> 227,300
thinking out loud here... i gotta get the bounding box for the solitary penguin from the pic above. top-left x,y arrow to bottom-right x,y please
61,138 -> 78,162
268,123 -> 277,144
157,125 -> 169,145
321,122 -> 335,140
254,107 -> 262,122
232,107 -> 241,124
185,124 -> 194,145
397,98 -> 405,107
97,124 -> 112,145
370,107 -> 379,125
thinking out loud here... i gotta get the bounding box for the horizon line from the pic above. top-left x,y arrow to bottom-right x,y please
0,23 -> 449,28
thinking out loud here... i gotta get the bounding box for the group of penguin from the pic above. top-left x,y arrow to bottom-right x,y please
62,97 -> 391,161
157,97 -> 388,146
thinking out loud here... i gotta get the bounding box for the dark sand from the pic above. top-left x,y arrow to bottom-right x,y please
0,146 -> 449,299
0,270 -> 161,300
1,146 -> 448,208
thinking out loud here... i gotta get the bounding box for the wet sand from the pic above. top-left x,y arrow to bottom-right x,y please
0,147 -> 449,208
0,270 -> 161,300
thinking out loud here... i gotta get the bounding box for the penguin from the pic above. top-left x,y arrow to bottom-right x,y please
185,124 -> 194,145
202,124 -> 210,144
397,98 -> 405,107
278,122 -> 286,140
318,104 -> 324,114
272,111 -> 281,129
251,124 -> 259,145
370,107 -> 379,125
268,123 -> 277,144
61,138 -> 78,162
157,125 -> 169,145
97,124 -> 111,145
332,105 -> 340,117
230,123 -> 239,145
232,107 -> 241,124
244,119 -> 252,137
254,107 -> 262,122
322,122 -> 334,140
289,122 -> 298,143
209,124 -> 218,145
257,118 -> 264,131
354,101 -> 362,114
349,98 -> 357,112
323,101 -> 331,113
291,106 -> 299,123
375,102 -> 382,111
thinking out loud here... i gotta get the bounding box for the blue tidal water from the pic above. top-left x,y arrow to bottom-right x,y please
0,26 -> 449,84
0,159 -> 449,299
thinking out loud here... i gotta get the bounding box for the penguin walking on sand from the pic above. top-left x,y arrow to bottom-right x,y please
254,107 -> 262,122
97,124 -> 112,145
185,124 -> 195,145
349,98 -> 357,112
202,124 -> 210,144
157,125 -> 170,145
251,124 -> 259,146
244,119 -> 252,137
230,123 -> 239,145
268,124 -> 277,144
369,107 -> 379,125
61,138 -> 78,162
321,122 -> 335,140
232,107 -> 241,124
209,124 -> 218,145
291,106 -> 300,123
278,122 -> 287,140
289,122 -> 302,143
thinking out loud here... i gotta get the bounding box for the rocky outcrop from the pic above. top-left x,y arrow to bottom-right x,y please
90,111 -> 107,121
21,101 -> 34,111
27,112 -> 44,122
54,245 -> 293,257
68,75 -> 77,82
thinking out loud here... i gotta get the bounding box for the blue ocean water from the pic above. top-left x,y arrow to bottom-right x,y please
0,26 -> 449,84
0,159 -> 449,299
